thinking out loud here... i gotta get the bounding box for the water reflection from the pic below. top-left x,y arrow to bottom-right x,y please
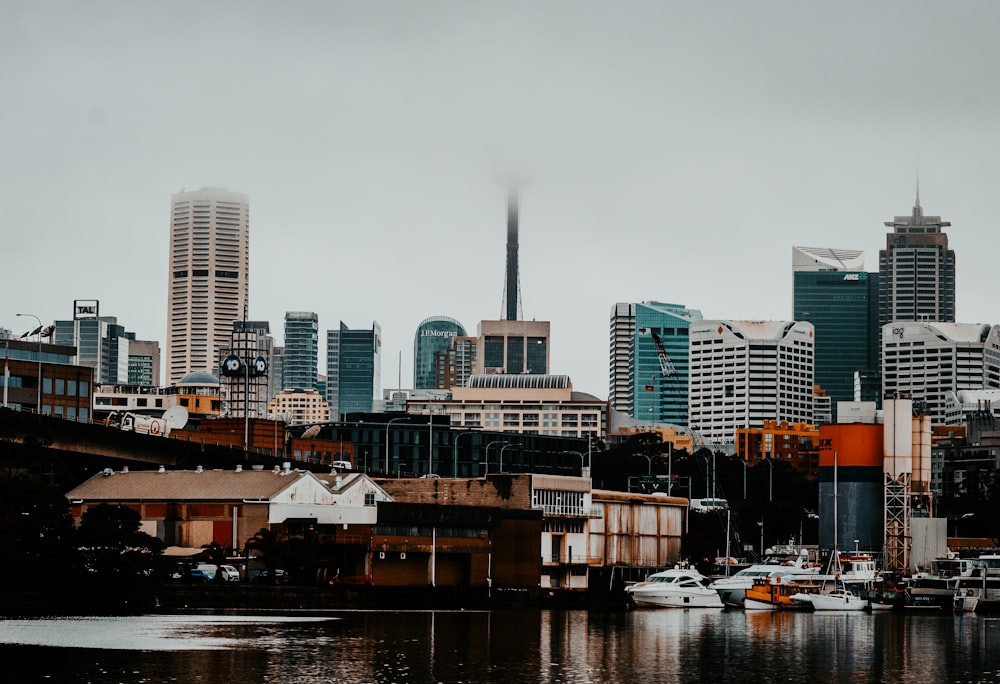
1,610 -> 999,683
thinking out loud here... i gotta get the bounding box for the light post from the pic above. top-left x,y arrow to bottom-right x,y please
499,443 -> 516,474
563,450 -> 585,477
698,452 -> 711,498
635,453 -> 653,475
484,440 -> 507,477
16,313 -> 41,414
427,412 -> 434,477
384,417 -> 408,473
453,430 -> 475,477
666,441 -> 673,495
737,458 -> 748,500
765,458 -> 774,502
757,519 -> 765,557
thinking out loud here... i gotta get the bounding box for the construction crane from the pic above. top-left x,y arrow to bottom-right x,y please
650,331 -> 677,378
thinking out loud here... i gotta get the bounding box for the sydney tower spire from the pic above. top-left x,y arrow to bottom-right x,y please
502,187 -> 522,321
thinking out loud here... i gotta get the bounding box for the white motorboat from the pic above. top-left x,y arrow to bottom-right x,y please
627,566 -> 724,608
709,549 -> 821,607
790,588 -> 868,612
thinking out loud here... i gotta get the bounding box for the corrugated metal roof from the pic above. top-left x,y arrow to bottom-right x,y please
66,468 -> 311,501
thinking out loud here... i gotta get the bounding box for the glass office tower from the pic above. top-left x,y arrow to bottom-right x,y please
792,247 -> 879,419
283,312 -> 319,391
327,321 -> 381,420
610,301 -> 702,425
413,316 -> 466,389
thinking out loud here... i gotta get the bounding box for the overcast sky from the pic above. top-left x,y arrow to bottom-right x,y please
3,2 -> 999,399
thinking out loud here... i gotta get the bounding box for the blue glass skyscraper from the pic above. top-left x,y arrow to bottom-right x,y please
413,316 -> 466,389
327,321 -> 381,420
610,301 -> 702,425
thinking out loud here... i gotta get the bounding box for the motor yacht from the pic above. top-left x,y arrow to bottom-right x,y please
626,566 -> 724,608
709,549 -> 820,607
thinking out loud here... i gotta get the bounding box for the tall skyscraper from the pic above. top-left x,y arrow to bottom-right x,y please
878,194 -> 955,328
689,320 -> 815,444
413,316 -> 466,389
792,247 -> 879,420
283,311 -> 319,390
609,301 -> 702,424
326,321 -> 381,420
165,187 -> 249,385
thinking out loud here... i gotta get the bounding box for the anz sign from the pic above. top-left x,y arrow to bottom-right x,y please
842,272 -> 866,281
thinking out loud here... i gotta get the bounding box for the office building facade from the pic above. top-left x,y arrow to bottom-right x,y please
878,196 -> 956,328
792,247 -> 879,420
434,335 -> 478,390
1,338 -> 93,420
283,312 -> 319,391
689,320 -> 815,445
54,313 -> 131,386
476,319 -> 549,375
166,187 -> 250,385
327,322 -> 381,420
881,322 -> 992,424
221,320 -> 276,418
608,301 -> 702,424
413,316 -> 466,389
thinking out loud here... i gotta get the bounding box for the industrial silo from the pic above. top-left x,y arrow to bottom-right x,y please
817,423 -> 884,554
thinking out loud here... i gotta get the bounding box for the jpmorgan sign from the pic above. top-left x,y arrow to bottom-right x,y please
420,330 -> 456,338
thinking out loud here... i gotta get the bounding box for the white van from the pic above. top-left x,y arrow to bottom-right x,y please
689,498 -> 729,513
195,563 -> 241,582
332,460 -> 353,470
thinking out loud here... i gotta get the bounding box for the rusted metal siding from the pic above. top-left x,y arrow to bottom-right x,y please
589,493 -> 686,568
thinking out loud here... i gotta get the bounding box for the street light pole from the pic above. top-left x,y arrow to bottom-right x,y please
16,313 -> 42,414
384,417 -> 408,473
453,430 -> 475,478
666,441 -> 673,495
766,458 -> 774,502
499,443 -> 515,474
484,440 -> 507,477
563,450 -> 584,477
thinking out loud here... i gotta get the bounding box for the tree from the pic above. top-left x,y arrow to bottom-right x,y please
245,527 -> 283,584
197,541 -> 230,584
75,504 -> 165,581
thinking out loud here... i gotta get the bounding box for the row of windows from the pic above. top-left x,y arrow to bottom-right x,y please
42,378 -> 90,398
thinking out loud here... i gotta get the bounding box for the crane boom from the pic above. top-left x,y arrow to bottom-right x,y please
650,331 -> 677,377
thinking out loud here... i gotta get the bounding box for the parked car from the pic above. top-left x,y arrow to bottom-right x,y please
251,569 -> 290,585
193,563 -> 241,582
217,564 -> 241,582
332,460 -> 353,471
170,567 -> 212,584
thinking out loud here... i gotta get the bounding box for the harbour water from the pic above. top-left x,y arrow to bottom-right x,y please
2,609 -> 999,683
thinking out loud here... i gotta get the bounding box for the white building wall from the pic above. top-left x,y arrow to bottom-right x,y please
881,322 -> 990,424
689,320 -> 814,444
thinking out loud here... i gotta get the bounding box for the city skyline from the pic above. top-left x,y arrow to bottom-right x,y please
4,3 -> 1000,399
